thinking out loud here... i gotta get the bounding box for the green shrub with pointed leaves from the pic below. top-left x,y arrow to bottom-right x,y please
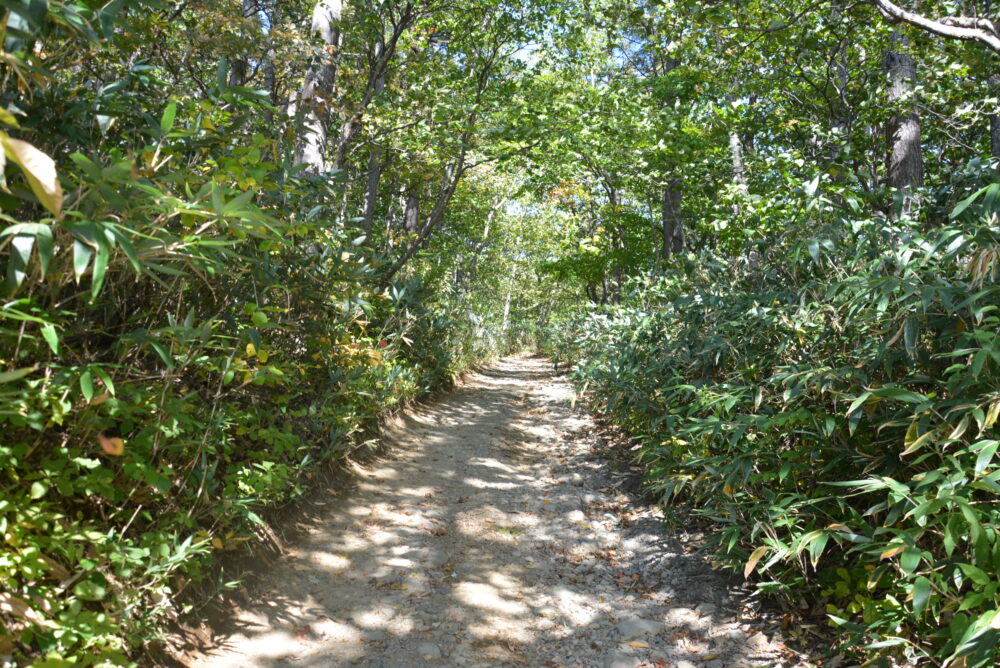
550,167 -> 1000,666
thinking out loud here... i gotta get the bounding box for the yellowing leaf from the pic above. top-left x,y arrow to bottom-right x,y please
985,401 -> 1000,430
211,537 -> 223,549
881,544 -> 906,560
901,429 -> 935,456
246,342 -> 257,357
0,107 -> 19,127
1,135 -> 63,217
744,545 -> 768,578
258,349 -> 269,364
98,433 -> 125,456
89,392 -> 110,406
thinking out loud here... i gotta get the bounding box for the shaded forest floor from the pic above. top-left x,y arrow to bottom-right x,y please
169,357 -> 815,668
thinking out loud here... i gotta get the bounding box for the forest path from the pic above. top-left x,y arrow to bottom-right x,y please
183,356 -> 803,668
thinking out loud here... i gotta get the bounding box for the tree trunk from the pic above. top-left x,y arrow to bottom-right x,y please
501,262 -> 518,333
661,178 -> 683,259
403,192 -> 419,234
729,130 -> 747,215
885,31 -> 924,216
359,39 -> 388,239
293,0 -> 343,176
228,0 -> 257,87
990,75 -> 1000,160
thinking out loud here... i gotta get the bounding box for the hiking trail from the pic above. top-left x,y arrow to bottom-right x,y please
181,356 -> 808,668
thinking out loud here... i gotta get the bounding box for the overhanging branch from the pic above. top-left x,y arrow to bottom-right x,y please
872,0 -> 1000,56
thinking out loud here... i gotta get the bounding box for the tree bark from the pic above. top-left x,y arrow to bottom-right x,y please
990,75 -> 1000,160
661,178 -> 683,259
872,0 -> 1000,55
332,6 -> 415,171
293,0 -> 343,176
729,130 -> 747,215
227,0 -> 257,87
885,31 -> 923,216
359,38 -> 388,239
403,192 -> 420,234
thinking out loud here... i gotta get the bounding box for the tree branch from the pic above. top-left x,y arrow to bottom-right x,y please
872,0 -> 1000,55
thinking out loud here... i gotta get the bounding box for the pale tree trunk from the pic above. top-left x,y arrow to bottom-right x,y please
990,74 -> 1000,160
293,0 -> 343,176
501,256 -> 519,333
661,178 -> 683,260
729,130 -> 747,215
885,31 -> 924,216
403,192 -> 419,234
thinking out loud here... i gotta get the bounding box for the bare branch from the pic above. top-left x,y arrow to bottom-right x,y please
872,0 -> 1000,55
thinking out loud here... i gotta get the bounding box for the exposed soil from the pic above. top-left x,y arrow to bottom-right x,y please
175,356 -> 814,668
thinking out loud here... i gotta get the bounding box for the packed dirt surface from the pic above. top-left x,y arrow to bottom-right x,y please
182,356 -> 810,668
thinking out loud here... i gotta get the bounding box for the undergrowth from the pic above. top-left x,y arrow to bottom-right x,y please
548,167 -> 1000,667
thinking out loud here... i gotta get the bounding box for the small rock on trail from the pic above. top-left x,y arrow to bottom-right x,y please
179,356 -> 811,667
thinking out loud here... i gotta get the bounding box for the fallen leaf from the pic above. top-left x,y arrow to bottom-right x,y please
625,641 -> 650,648
0,593 -> 48,626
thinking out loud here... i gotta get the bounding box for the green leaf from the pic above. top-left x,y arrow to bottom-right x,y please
900,547 -> 921,575
79,370 -> 93,402
959,563 -> 990,586
0,366 -> 37,383
975,441 -> 999,475
73,579 -> 107,602
912,576 -> 931,616
29,481 -> 47,499
73,239 -> 93,283
6,233 -> 34,288
40,324 -> 58,354
160,101 -> 177,134
90,233 -> 110,297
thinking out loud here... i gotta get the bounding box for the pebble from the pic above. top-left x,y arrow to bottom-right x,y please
606,652 -> 643,668
616,616 -> 661,638
416,641 -> 441,659
697,602 -> 717,616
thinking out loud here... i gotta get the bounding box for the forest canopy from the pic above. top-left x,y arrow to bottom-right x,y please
1,0 -> 1000,665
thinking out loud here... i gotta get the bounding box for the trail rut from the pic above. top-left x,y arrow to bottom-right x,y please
180,356 -> 807,668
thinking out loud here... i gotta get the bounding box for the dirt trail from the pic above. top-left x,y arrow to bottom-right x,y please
182,357 -> 805,668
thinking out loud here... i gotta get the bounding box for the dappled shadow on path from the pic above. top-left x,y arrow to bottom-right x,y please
178,357 -> 798,668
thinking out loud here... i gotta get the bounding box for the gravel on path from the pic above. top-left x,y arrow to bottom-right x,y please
182,356 -> 813,668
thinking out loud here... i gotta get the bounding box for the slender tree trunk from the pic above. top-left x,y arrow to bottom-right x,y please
829,1 -> 851,170
661,178 -> 683,259
990,74 -> 1000,160
293,0 -> 343,176
729,130 -> 747,215
360,146 -> 384,238
333,6 -> 414,171
885,31 -> 924,216
228,0 -> 257,86
501,263 -> 518,333
360,39 -> 388,239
